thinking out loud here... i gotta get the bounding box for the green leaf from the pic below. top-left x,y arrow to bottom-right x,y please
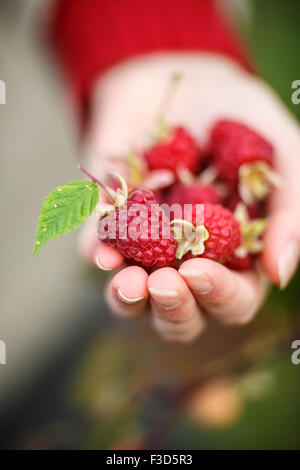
33,181 -> 99,255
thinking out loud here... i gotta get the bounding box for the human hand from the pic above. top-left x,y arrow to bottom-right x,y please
79,53 -> 300,342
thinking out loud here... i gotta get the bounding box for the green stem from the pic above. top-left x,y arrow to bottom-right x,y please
78,165 -> 115,204
156,72 -> 182,121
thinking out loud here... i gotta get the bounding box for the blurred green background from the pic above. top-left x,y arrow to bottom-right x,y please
1,0 -> 300,450
245,0 -> 300,122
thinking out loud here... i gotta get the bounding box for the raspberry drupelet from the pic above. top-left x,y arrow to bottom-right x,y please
209,120 -> 280,204
145,126 -> 201,174
97,188 -> 177,268
172,203 -> 241,262
165,182 -> 222,207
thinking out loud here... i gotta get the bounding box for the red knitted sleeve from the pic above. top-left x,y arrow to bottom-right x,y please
49,0 -> 251,110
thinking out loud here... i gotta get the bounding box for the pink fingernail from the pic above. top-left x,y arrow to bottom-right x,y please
117,288 -> 144,304
278,241 -> 299,289
94,254 -> 112,271
179,270 -> 213,294
148,288 -> 182,310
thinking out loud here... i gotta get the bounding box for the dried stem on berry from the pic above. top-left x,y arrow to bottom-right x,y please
234,203 -> 268,257
171,219 -> 209,259
238,162 -> 282,205
126,149 -> 142,185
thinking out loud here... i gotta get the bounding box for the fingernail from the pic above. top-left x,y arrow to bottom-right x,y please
117,288 -> 144,304
94,254 -> 112,271
179,270 -> 213,294
278,240 -> 299,289
148,288 -> 182,310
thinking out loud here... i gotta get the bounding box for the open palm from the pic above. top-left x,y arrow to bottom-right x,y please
79,53 -> 300,342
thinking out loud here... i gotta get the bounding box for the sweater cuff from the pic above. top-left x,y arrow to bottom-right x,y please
49,0 -> 252,111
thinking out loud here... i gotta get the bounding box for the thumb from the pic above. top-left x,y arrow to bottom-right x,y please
261,208 -> 299,288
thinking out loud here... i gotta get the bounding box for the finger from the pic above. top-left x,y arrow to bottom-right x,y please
261,205 -> 299,289
179,258 -> 269,326
78,213 -> 125,270
148,267 -> 205,343
259,132 -> 300,288
261,209 -> 299,288
106,266 -> 149,318
94,244 -> 124,271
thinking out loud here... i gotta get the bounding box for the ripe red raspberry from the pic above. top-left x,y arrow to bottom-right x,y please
199,204 -> 241,261
97,189 -> 177,268
225,253 -> 253,271
225,202 -> 267,270
209,120 -> 274,187
165,183 -> 222,207
224,192 -> 266,219
173,203 -> 241,262
145,127 -> 201,174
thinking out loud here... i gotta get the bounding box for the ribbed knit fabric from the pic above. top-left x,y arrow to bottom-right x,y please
49,0 -> 251,111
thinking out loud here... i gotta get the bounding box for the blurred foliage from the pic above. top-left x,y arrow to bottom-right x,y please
244,0 -> 300,121
167,359 -> 300,449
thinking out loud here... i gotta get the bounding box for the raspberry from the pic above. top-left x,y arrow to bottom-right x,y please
172,203 -> 241,262
225,253 -> 253,271
223,196 -> 266,271
199,204 -> 241,261
97,188 -> 177,268
209,120 -> 279,204
145,127 -> 201,174
225,192 -> 266,219
230,202 -> 268,264
165,183 -> 222,207
210,120 -> 274,186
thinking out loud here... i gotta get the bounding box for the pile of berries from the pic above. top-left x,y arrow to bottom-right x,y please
97,119 -> 279,271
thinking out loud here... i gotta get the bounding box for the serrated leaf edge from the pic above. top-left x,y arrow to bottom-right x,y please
33,180 -> 99,255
